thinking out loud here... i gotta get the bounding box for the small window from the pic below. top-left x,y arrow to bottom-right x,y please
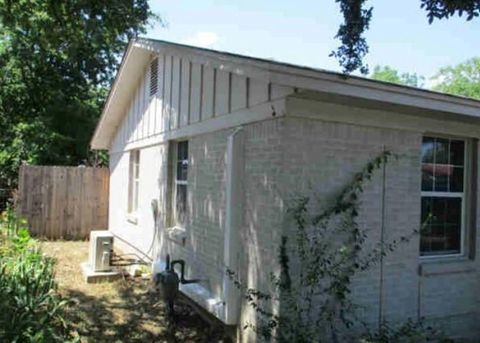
420,136 -> 468,256
173,141 -> 188,227
128,150 -> 140,214
149,58 -> 158,96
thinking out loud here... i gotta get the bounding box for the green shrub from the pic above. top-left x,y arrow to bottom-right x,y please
0,207 -> 78,342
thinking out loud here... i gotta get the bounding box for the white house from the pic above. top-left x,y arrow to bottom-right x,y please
91,38 -> 480,341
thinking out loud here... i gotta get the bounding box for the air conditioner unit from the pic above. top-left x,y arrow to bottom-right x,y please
89,230 -> 114,272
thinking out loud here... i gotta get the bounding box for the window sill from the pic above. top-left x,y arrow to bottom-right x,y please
419,255 -> 476,276
165,226 -> 187,246
126,214 -> 138,225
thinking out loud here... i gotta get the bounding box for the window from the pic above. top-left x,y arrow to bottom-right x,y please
149,58 -> 158,96
173,141 -> 188,227
420,136 -> 468,256
128,150 -> 140,214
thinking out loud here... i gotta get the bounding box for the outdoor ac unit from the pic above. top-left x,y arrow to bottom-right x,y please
89,230 -> 114,272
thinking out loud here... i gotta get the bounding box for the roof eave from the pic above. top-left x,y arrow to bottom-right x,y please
90,40 -> 152,150
90,38 -> 480,151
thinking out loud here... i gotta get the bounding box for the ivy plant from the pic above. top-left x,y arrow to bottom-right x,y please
228,151 -> 444,342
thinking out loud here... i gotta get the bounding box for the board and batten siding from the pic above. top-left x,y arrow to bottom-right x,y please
111,53 -> 293,152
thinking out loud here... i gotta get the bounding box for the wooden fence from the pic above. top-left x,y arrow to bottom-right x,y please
17,166 -> 109,240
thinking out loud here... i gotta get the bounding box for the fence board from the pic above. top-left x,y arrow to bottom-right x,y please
17,166 -> 109,240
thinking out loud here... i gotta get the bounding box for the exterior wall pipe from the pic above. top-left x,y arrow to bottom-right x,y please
223,126 -> 244,325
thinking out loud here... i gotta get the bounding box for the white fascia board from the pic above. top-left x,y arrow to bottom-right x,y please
284,77 -> 480,118
286,97 -> 480,139
90,44 -> 151,150
137,39 -> 480,118
110,98 -> 285,154
93,38 -> 480,151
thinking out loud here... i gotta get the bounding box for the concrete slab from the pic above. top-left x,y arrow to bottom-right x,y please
81,262 -> 122,283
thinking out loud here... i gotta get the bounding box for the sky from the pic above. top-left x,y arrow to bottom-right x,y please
147,1 -> 480,86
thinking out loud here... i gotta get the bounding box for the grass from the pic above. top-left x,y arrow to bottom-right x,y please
41,241 -> 226,343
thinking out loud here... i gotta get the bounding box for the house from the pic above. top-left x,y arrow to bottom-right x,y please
90,38 -> 480,341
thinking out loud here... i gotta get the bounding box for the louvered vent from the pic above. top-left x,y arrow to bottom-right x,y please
150,58 -> 158,96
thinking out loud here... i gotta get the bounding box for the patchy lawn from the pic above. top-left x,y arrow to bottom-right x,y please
41,241 -> 227,343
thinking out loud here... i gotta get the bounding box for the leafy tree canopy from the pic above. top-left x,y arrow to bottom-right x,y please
431,57 -> 480,99
0,1 -> 158,188
333,0 -> 480,74
370,65 -> 425,88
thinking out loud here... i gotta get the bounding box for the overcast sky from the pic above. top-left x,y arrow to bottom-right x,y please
147,1 -> 480,84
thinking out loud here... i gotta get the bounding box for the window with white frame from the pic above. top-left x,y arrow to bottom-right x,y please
173,141 -> 188,227
420,136 -> 468,256
128,150 -> 140,214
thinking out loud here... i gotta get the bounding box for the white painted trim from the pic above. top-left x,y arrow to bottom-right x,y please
127,149 -> 140,214
171,141 -> 189,228
286,97 -> 480,138
91,44 -> 152,149
223,126 -> 244,325
93,39 -> 480,150
110,99 -> 285,153
420,192 -> 463,198
136,39 -> 480,110
90,41 -> 134,148
419,137 -> 471,259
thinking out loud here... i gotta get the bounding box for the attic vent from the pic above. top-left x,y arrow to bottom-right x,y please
150,58 -> 158,96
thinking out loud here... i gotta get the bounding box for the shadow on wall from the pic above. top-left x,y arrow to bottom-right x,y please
154,138 -> 227,297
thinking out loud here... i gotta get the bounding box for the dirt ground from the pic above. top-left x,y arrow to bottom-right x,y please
41,241 -> 227,343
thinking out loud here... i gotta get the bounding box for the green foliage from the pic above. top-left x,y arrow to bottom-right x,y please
0,207 -> 78,342
361,319 -> 447,343
420,0 -> 480,23
370,66 -> 425,88
333,0 -> 480,73
228,152 -> 438,342
0,119 -> 67,187
0,1 -> 158,188
431,57 -> 480,99
330,0 -> 372,74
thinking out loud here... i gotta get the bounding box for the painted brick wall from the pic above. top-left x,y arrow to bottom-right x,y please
237,119 -> 286,342
277,115 -> 480,340
109,118 -> 287,338
109,108 -> 480,341
160,119 -> 286,313
109,143 -> 168,258
160,130 -> 230,297
279,117 -> 421,327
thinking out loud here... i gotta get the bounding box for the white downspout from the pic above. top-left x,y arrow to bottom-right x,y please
223,126 -> 244,325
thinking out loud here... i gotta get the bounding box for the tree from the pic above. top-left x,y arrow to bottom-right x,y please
0,1 -> 159,189
431,57 -> 480,99
332,0 -> 480,74
370,65 -> 425,88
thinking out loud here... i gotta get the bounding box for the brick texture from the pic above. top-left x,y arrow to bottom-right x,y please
109,114 -> 480,341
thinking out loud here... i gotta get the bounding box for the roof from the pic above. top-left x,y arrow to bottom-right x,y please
91,37 -> 480,150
